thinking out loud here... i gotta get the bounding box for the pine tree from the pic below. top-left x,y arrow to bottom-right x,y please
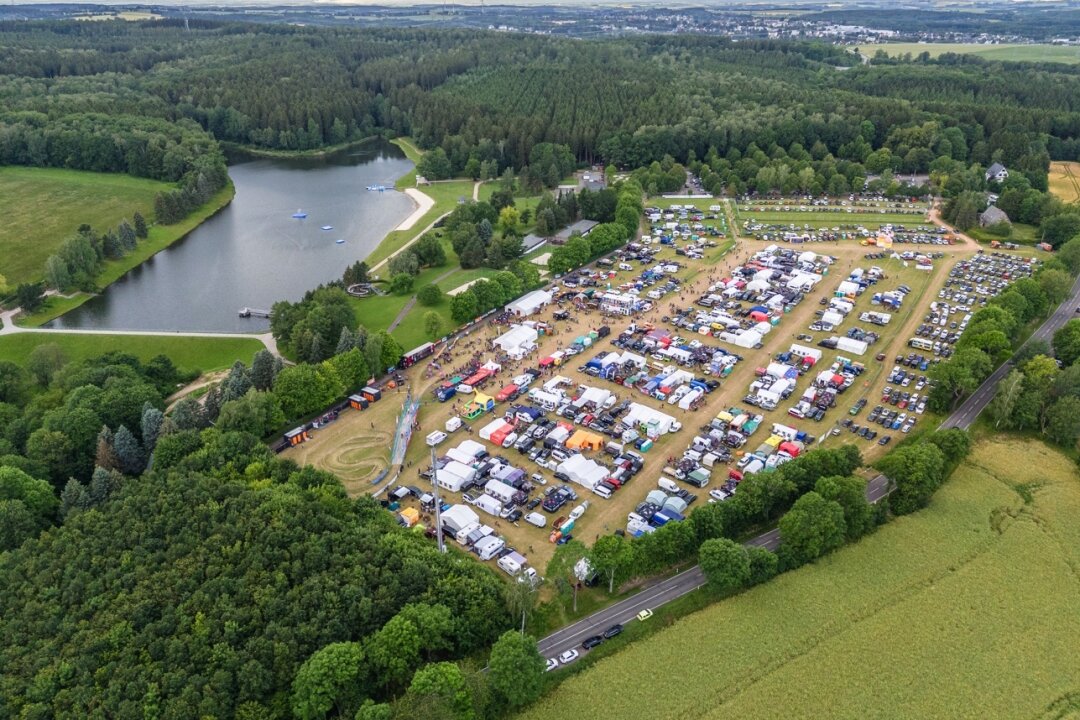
89,466 -> 123,505
336,327 -> 355,355
133,211 -> 148,239
60,479 -> 91,518
95,426 -> 120,471
203,384 -> 224,422
113,425 -> 146,475
118,221 -> 137,252
141,404 -> 165,453
309,334 -> 324,363
222,361 -> 252,402
170,397 -> 205,430
250,349 -> 276,391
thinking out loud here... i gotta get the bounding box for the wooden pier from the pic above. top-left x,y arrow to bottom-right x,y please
238,307 -> 271,318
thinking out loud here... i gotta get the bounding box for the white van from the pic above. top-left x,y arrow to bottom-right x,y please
593,484 -> 613,499
658,478 -> 680,494
425,431 -> 447,447
524,512 -> 547,528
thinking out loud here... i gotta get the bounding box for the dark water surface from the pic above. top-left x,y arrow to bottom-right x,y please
48,139 -> 413,332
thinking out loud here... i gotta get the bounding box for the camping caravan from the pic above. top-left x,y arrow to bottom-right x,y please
498,552 -> 527,576
484,479 -> 516,504
474,494 -> 503,517
474,535 -> 506,561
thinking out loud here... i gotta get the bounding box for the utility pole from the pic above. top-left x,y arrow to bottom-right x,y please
430,446 -> 446,553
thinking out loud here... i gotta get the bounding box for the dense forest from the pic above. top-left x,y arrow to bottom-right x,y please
0,348 -> 513,718
0,21 -> 1077,187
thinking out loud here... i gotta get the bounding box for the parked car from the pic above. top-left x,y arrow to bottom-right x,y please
582,635 -> 604,650
558,649 -> 579,664
545,658 -> 560,672
603,624 -> 623,639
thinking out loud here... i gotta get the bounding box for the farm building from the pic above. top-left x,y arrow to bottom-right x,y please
553,219 -> 598,244
979,205 -> 1010,227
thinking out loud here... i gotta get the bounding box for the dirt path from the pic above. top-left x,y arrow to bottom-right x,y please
165,370 -> 228,410
387,267 -> 458,332
928,204 -> 981,250
395,188 -> 436,232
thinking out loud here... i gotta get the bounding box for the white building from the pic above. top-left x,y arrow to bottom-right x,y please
493,324 -> 539,358
505,289 -> 552,317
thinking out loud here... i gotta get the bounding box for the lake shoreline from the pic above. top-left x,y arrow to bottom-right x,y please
221,135 -> 387,161
17,183 -> 237,327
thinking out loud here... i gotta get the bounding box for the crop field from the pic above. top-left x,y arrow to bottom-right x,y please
0,167 -> 170,286
1049,161 -> 1080,204
519,437 -> 1080,720
854,43 -> 1080,65
0,333 -> 264,373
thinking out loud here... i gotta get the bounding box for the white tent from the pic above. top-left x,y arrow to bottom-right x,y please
734,329 -> 762,348
746,279 -> 770,292
557,454 -> 607,490
505,289 -> 552,317
442,505 -> 479,534
493,325 -> 538,355
624,402 -> 677,435
836,280 -> 861,296
822,310 -> 845,327
573,386 -> 612,408
479,419 -> 511,441
798,251 -> 817,264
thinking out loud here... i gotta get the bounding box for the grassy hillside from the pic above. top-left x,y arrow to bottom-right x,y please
521,438 -> 1080,720
0,167 -> 170,286
0,333 -> 264,374
855,43 -> 1080,64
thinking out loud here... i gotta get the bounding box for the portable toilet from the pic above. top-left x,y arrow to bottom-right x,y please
284,427 -> 309,446
348,394 -> 369,411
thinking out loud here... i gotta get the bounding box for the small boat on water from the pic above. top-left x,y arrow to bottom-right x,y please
366,185 -> 386,192
321,225 -> 334,231
335,239 -> 346,244
292,209 -> 308,219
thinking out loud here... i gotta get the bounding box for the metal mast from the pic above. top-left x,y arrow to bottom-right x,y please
430,446 -> 446,553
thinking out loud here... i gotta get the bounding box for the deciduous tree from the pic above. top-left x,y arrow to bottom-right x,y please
487,631 -> 545,709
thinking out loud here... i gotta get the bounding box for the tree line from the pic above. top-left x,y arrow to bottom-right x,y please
926,235 -> 1080,452
1,22 -> 1076,195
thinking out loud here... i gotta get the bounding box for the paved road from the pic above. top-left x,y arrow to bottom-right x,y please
940,270 -> 1080,430
537,474 -> 892,660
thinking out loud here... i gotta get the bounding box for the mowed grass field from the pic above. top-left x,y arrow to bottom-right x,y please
855,43 -> 1080,64
1049,161 -> 1080,204
0,333 -> 264,374
736,207 -> 928,230
520,438 -> 1080,720
0,167 -> 171,286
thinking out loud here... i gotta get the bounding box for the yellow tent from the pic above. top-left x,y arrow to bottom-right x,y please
566,430 -> 604,451
715,411 -> 734,423
399,507 -> 420,528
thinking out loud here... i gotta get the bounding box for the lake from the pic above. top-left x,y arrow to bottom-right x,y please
47,139 -> 414,333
